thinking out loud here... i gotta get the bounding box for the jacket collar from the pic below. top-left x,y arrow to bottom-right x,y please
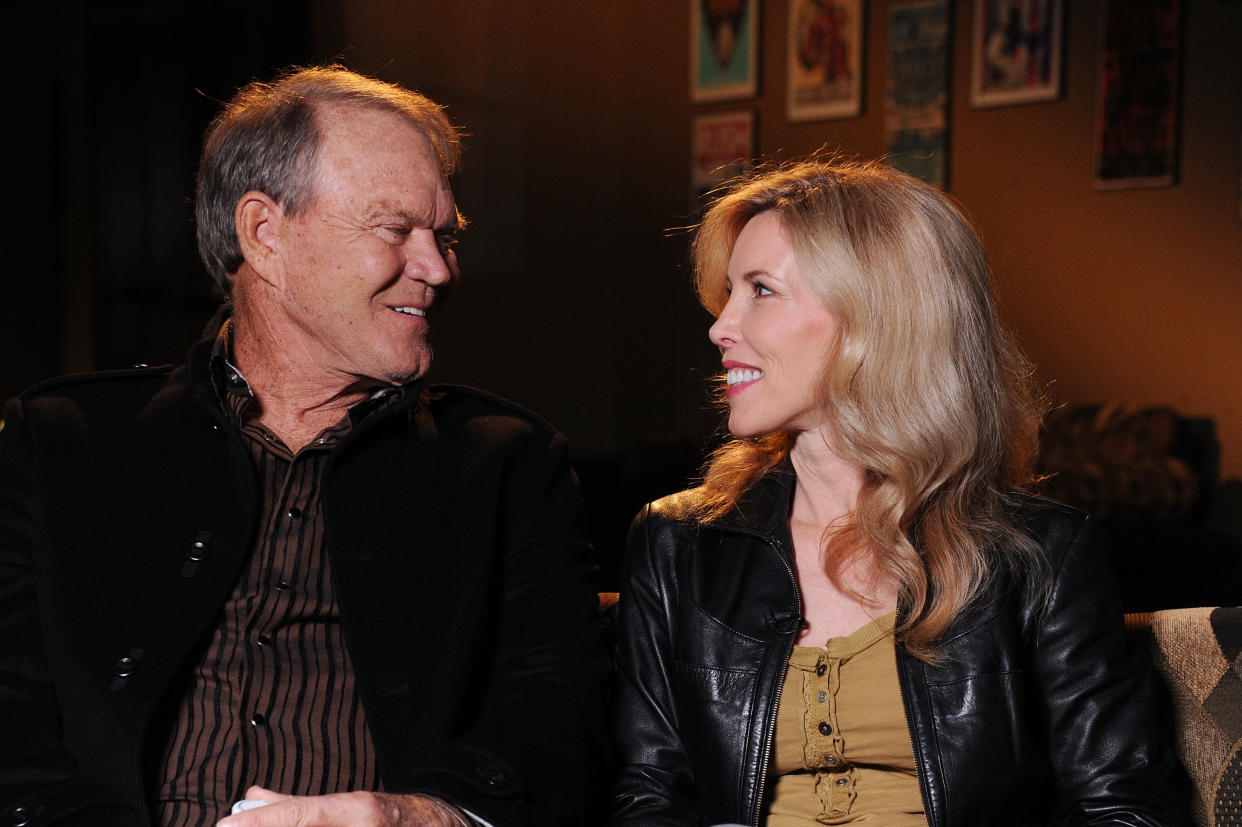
184,303 -> 229,404
708,455 -> 797,545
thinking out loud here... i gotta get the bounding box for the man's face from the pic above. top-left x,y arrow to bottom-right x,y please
268,104 -> 460,389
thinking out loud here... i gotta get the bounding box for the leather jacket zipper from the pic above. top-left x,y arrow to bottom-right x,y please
894,641 -> 934,827
750,537 -> 802,827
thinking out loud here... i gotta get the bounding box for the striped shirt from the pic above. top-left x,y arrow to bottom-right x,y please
152,325 -> 402,824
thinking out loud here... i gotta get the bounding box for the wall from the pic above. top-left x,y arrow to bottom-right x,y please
6,2 -> 316,399
316,0 -> 720,458
318,0 -> 1242,483
14,2 -> 1234,487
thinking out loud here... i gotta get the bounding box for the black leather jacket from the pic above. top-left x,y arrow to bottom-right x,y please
609,464 -> 1183,826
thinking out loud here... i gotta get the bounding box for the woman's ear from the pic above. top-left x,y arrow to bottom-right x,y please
234,191 -> 285,289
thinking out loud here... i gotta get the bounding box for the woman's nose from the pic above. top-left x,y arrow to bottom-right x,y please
709,299 -> 738,350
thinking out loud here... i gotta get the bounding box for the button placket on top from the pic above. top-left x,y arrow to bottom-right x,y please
801,649 -> 857,818
241,432 -> 335,746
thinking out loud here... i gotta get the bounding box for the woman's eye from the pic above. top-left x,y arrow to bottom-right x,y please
753,282 -> 773,297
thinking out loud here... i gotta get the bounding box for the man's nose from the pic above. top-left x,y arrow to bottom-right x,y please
404,231 -> 455,286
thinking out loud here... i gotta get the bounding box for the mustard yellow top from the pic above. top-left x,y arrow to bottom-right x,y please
764,612 -> 925,825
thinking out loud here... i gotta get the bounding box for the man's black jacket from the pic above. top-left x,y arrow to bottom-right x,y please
0,329 -> 607,826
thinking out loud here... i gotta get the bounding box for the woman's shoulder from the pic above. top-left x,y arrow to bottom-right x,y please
999,490 -> 1097,576
1006,490 -> 1089,538
627,488 -> 708,549
645,486 -> 710,522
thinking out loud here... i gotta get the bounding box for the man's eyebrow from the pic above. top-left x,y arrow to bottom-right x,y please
363,203 -> 429,226
362,203 -> 463,234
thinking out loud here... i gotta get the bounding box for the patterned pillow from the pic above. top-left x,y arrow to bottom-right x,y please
1127,607 -> 1242,826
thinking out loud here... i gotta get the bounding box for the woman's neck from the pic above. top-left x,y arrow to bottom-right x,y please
787,427 -> 897,641
788,428 -> 866,530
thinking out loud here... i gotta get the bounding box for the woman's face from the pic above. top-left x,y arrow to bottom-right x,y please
709,211 -> 840,438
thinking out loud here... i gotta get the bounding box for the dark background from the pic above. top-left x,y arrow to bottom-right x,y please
9,1 -> 1242,583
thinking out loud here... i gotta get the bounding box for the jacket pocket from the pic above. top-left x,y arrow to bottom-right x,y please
924,671 -> 1041,811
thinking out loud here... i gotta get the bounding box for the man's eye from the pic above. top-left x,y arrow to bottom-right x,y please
437,235 -> 458,253
384,226 -> 412,239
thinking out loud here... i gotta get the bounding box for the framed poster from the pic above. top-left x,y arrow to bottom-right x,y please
692,0 -> 759,102
786,0 -> 865,121
691,109 -> 755,208
886,0 -> 950,187
970,0 -> 1063,107
1092,0 -> 1181,189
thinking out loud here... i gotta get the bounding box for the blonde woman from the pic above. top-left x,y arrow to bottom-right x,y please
609,159 -> 1182,826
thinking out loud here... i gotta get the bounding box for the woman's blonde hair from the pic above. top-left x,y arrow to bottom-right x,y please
693,156 -> 1045,661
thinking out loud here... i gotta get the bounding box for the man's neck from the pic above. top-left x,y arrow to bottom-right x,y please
229,299 -> 374,453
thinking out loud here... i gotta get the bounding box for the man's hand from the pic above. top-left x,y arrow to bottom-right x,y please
216,786 -> 469,826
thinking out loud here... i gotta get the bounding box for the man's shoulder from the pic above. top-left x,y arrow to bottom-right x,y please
16,364 -> 181,411
422,383 -> 561,439
4,364 -> 196,452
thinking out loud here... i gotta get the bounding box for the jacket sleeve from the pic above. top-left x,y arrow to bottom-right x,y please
608,505 -> 703,826
0,396 -> 141,826
397,430 -> 610,825
1029,513 -> 1186,826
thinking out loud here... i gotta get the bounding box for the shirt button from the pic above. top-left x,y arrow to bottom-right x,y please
818,721 -> 832,735
250,713 -> 266,726
188,530 -> 211,561
816,664 -> 827,677
113,656 -> 140,678
275,579 -> 290,590
286,506 -> 302,519
257,634 -> 273,647
817,691 -> 827,702
8,806 -> 32,827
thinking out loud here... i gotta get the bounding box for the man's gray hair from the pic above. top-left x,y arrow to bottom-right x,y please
195,65 -> 462,291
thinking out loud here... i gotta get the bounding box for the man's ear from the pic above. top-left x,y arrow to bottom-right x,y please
235,191 -> 285,289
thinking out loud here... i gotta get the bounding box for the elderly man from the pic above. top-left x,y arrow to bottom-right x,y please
0,66 -> 605,826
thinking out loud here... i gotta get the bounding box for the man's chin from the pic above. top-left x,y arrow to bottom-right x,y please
385,371 -> 423,387
384,355 -> 431,387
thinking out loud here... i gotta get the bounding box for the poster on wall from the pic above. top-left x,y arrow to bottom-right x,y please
970,0 -> 1063,107
691,0 -> 759,102
886,0 -> 950,187
786,0 -> 865,121
1092,0 -> 1181,190
691,109 -> 755,208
